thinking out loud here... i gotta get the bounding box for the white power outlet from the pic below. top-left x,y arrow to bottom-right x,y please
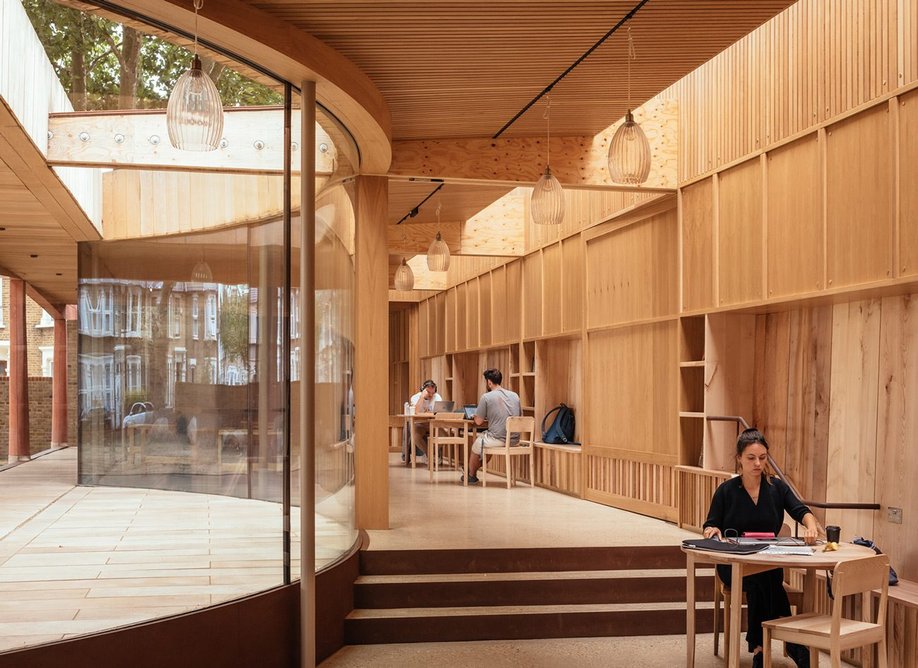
887,507 -> 903,524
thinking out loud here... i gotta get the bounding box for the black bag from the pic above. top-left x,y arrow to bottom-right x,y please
541,403 -> 578,445
852,537 -> 899,585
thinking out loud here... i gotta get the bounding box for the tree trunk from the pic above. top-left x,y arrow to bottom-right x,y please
118,27 -> 141,110
71,16 -> 87,110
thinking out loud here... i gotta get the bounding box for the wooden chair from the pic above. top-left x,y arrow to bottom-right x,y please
480,415 -> 535,489
427,413 -> 465,482
762,554 -> 890,668
713,524 -> 803,663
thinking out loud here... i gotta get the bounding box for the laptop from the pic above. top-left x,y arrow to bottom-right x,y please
431,400 -> 455,413
462,404 -> 477,420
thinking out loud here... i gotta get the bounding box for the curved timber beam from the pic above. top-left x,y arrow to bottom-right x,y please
110,0 -> 391,173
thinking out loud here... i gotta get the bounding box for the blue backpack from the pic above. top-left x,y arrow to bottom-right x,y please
541,404 -> 578,445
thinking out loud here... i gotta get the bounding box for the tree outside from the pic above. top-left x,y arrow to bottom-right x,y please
22,0 -> 282,111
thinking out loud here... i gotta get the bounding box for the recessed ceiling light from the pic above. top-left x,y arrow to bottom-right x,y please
0,227 -> 6,231
30,254 -> 38,258
56,272 -> 62,276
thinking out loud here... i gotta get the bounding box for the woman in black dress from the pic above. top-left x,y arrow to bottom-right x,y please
703,428 -> 819,668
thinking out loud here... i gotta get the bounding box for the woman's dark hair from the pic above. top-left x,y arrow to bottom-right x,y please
736,428 -> 769,456
421,379 -> 437,391
483,368 -> 502,386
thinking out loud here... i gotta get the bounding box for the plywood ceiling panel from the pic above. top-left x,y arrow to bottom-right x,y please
246,0 -> 796,140
387,180 -> 513,225
0,158 -> 79,306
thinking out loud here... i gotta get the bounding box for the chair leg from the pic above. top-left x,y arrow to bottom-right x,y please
505,451 -> 511,489
481,450 -> 487,487
529,450 -> 535,487
713,583 -> 721,656
723,589 -> 731,664
878,636 -> 888,668
762,627 -> 772,667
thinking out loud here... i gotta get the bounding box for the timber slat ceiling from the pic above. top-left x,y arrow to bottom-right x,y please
387,180 -> 512,225
246,0 -> 797,139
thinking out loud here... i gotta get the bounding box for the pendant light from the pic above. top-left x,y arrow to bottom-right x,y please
166,0 -> 224,151
427,201 -> 450,271
531,94 -> 564,225
394,258 -> 414,291
608,27 -> 651,185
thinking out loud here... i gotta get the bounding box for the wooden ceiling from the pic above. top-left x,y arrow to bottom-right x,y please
245,0 -> 796,140
388,180 -> 513,226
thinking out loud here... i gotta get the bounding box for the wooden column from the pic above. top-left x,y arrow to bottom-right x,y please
354,175 -> 389,529
51,315 -> 68,447
8,278 -> 29,461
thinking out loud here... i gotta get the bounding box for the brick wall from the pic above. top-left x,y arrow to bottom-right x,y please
0,277 -> 55,376
0,320 -> 79,460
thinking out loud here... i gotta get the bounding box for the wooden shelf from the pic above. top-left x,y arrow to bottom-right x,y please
679,411 -> 705,419
522,372 -> 536,377
679,360 -> 705,368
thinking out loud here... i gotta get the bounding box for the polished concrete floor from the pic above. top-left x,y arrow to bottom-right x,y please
321,456 -> 841,667
0,447 -> 353,653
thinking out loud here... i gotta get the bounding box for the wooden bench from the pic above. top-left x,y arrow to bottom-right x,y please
482,440 -> 581,496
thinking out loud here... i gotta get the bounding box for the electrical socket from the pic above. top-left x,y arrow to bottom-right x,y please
887,507 -> 903,524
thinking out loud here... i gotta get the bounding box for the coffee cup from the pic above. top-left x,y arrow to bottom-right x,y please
825,525 -> 841,543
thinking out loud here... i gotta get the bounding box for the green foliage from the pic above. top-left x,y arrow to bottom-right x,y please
21,0 -> 282,111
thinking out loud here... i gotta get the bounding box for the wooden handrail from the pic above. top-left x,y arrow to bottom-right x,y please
704,415 -> 881,512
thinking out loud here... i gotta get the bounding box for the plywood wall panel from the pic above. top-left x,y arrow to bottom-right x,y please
455,282 -> 468,351
417,299 -> 429,358
669,0 -> 907,182
434,292 -> 446,355
562,236 -> 584,333
766,135 -> 824,297
826,107 -> 893,288
506,260 -> 522,342
522,253 -> 542,340
445,288 -> 456,353
542,243 -> 562,337
491,266 -> 507,345
681,178 -> 716,312
717,160 -> 763,306
479,273 -> 492,348
898,89 -> 918,277
826,299 -> 881,542
467,278 -> 479,350
587,211 -> 678,327
875,294 -> 918,580
586,321 -> 678,462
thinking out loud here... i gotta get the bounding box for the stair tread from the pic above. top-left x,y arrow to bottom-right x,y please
356,568 -> 708,585
348,601 -> 715,619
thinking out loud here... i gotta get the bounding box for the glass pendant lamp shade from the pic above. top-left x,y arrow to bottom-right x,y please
427,232 -> 450,271
167,55 -> 224,151
607,110 -> 651,185
190,259 -> 213,283
394,259 -> 414,291
531,165 -> 565,225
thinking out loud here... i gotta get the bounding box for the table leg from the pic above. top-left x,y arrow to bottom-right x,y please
728,562 -> 743,668
686,551 -> 696,668
464,424 -> 470,487
408,417 -> 416,469
803,568 -> 818,666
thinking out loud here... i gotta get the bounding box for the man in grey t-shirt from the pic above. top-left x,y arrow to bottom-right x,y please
464,368 -> 521,484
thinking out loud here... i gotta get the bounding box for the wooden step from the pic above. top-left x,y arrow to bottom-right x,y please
359,545 -> 685,576
355,571 -> 715,609
344,602 -> 715,644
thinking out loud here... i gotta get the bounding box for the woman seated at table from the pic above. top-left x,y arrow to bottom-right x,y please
407,380 -> 442,460
703,428 -> 819,668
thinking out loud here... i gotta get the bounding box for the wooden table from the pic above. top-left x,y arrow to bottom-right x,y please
683,541 -> 877,668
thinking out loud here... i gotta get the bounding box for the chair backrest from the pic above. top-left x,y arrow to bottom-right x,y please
505,415 -> 535,446
831,554 -> 890,629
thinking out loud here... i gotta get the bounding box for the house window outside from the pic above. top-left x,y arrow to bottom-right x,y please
207,356 -> 217,384
168,295 -> 184,339
192,294 -> 200,340
37,309 -> 54,328
126,355 -> 141,392
125,286 -> 143,337
205,293 -> 217,340
78,354 -> 114,421
39,346 -> 54,377
79,284 -> 114,336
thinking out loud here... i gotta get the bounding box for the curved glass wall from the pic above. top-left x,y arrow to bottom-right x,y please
0,0 -> 360,650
